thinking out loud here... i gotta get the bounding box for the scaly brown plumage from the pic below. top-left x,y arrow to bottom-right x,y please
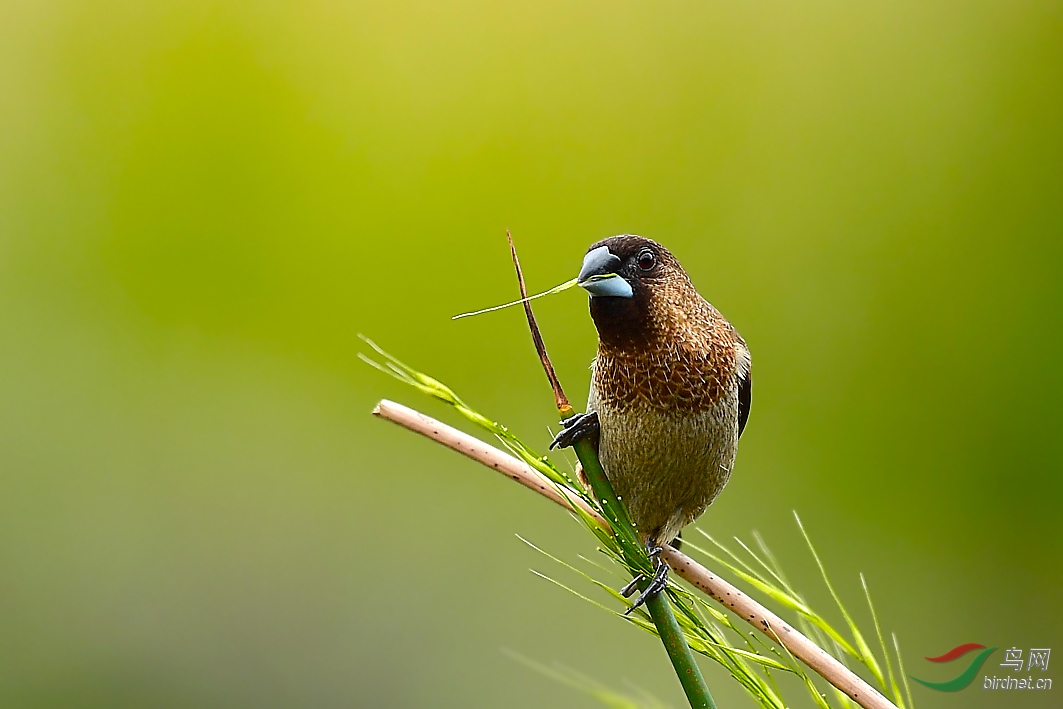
555,234 -> 751,548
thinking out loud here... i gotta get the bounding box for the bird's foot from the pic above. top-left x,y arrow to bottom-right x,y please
623,540 -> 669,615
619,543 -> 663,597
549,411 -> 599,450
619,575 -> 642,598
623,561 -> 669,616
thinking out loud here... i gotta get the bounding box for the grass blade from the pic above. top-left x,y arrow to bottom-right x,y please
501,649 -> 670,709
862,574 -> 905,707
795,512 -> 886,686
893,634 -> 915,709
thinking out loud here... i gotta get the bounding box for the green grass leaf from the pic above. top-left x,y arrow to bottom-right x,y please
502,648 -> 670,709
795,513 -> 886,686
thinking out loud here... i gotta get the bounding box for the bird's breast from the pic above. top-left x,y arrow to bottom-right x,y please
588,366 -> 740,543
592,345 -> 733,413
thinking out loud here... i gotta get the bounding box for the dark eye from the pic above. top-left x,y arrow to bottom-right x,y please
637,250 -> 656,271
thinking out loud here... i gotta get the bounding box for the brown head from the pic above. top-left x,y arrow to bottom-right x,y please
577,235 -> 705,351
577,234 -> 747,411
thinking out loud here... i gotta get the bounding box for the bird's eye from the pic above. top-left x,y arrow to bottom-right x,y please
637,250 -> 657,271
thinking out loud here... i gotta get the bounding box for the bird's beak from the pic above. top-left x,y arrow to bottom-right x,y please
577,246 -> 634,298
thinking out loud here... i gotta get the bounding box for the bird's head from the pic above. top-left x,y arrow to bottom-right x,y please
577,235 -> 696,348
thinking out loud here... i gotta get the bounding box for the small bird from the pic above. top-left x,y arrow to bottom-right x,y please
551,235 -> 751,612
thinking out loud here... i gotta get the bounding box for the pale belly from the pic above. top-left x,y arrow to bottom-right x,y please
589,393 -> 739,545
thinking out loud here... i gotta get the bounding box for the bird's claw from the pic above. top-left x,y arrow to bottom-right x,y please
623,561 -> 669,616
549,411 -> 599,450
622,539 -> 669,615
619,574 -> 643,598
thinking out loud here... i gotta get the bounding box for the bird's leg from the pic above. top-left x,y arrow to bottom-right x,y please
619,541 -> 664,597
549,411 -> 599,450
623,539 -> 669,616
619,575 -> 642,598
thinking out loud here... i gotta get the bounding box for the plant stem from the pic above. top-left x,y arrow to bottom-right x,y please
506,230 -> 570,413
647,591 -> 717,709
573,436 -> 717,709
372,398 -> 899,709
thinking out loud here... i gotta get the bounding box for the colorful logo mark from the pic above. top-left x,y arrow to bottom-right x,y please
911,643 -> 997,692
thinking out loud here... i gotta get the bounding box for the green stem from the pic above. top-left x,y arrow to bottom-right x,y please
645,591 -> 717,709
571,436 -> 717,709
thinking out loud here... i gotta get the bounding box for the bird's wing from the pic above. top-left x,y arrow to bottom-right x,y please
737,369 -> 751,439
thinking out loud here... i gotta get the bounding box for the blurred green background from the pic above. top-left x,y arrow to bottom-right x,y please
1,1 -> 1060,707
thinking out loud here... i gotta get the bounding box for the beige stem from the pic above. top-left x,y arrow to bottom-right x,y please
372,399 -> 897,709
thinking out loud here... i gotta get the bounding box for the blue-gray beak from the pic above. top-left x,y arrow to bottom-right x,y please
578,246 -> 634,298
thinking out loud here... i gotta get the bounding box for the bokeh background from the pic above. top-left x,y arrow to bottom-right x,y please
1,1 -> 1060,707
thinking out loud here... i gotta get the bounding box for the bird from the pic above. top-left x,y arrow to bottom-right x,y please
550,234 -> 751,613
